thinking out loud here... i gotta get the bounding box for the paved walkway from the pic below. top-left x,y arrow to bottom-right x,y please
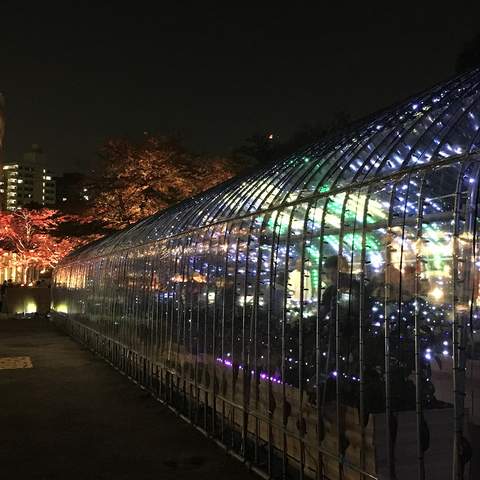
0,317 -> 256,480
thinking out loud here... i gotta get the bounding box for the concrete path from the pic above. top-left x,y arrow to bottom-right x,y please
0,317 -> 256,480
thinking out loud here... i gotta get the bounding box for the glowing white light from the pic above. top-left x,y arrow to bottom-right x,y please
430,287 -> 443,301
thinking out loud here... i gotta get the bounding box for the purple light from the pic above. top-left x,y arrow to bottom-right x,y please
216,358 -> 282,384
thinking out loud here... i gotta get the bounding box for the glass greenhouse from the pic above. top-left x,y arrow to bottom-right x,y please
52,68 -> 480,480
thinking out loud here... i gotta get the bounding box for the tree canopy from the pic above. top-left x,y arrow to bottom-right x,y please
89,135 -> 245,230
234,113 -> 351,166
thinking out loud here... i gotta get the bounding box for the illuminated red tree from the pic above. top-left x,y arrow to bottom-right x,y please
0,208 -> 93,283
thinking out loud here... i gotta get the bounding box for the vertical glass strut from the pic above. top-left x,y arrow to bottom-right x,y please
384,180 -> 397,479
414,172 -> 427,480
452,163 -> 467,480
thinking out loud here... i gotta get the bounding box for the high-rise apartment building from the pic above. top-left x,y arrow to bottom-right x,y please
0,144 -> 56,210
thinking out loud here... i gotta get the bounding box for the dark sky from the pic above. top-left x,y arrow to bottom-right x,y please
1,3 -> 480,174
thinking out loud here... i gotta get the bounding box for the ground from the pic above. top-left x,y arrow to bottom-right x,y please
0,316 -> 256,480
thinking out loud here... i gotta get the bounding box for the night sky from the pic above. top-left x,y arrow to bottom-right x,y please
2,3 -> 480,174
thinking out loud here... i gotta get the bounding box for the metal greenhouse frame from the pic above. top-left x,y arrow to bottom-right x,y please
52,68 -> 480,480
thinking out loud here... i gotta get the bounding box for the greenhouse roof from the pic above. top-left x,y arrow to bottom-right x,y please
65,67 -> 480,262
